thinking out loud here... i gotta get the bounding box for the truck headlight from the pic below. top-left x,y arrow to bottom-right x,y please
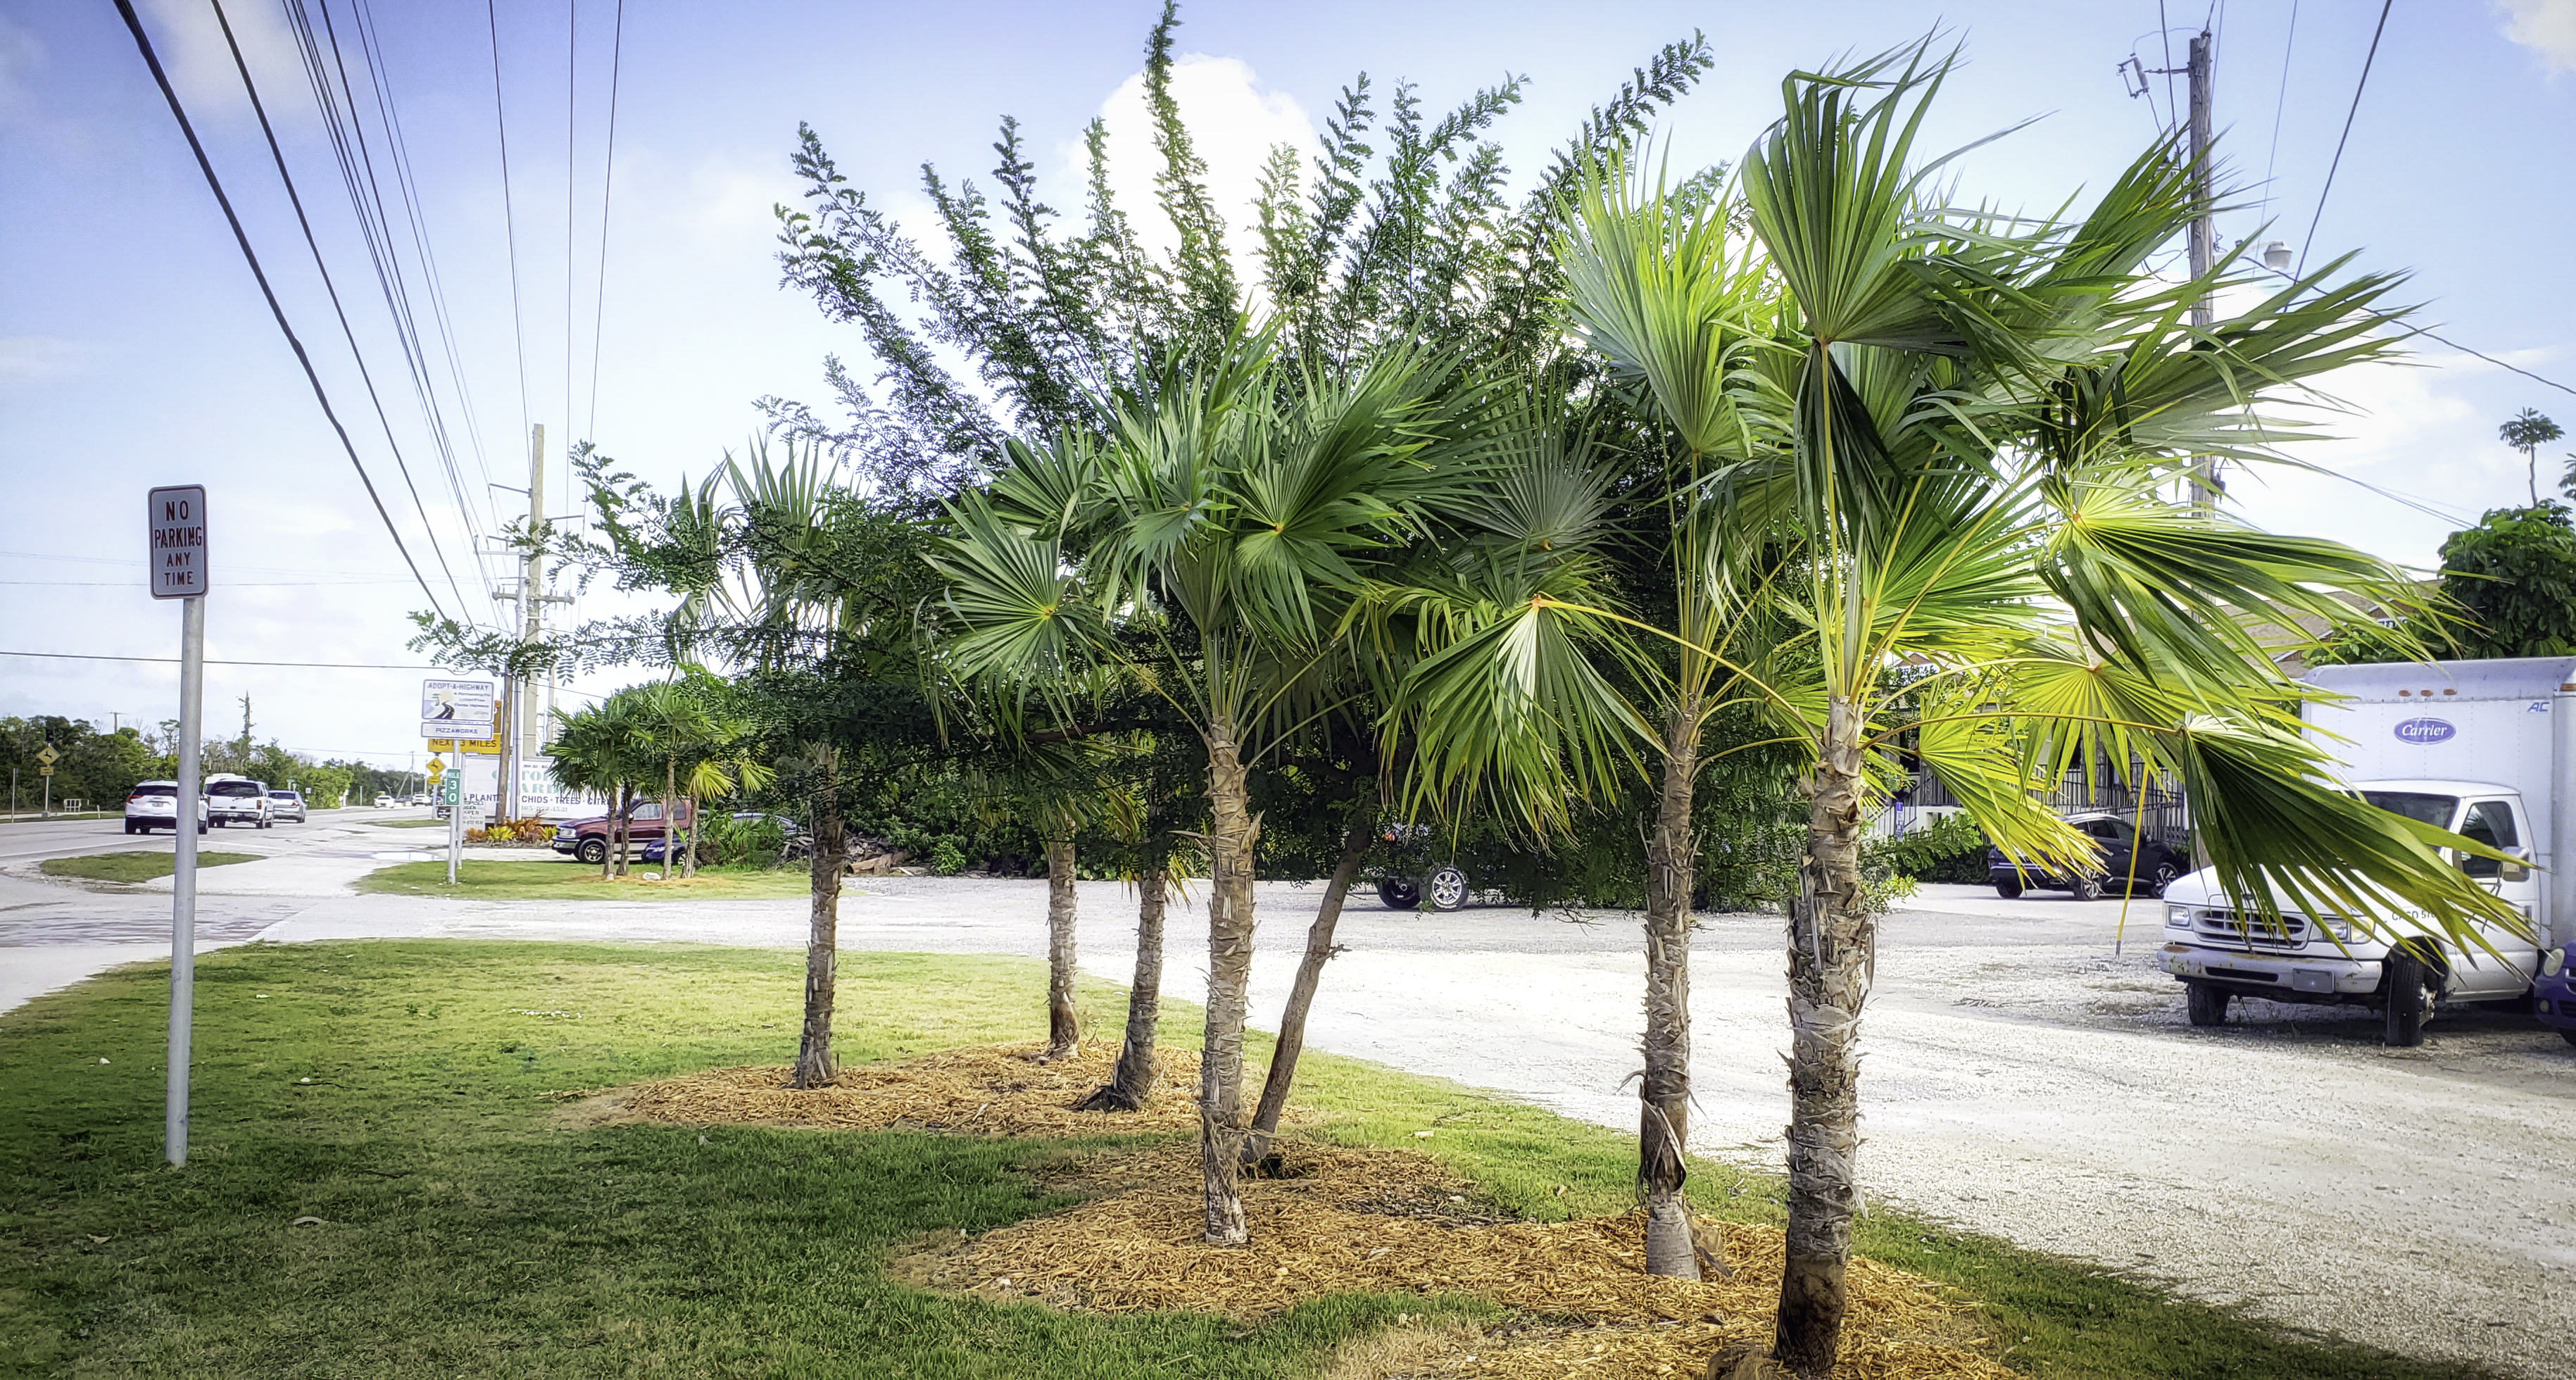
2548,948 -> 2567,979
2320,918 -> 2354,942
2165,905 -> 2191,928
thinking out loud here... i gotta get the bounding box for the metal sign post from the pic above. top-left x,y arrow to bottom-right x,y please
444,774 -> 463,884
149,484 -> 208,1169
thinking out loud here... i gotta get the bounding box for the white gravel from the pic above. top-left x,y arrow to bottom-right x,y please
4,836 -> 2569,1374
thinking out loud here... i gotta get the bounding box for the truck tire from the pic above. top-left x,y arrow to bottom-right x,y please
1994,877 -> 2022,899
2069,874 -> 2104,901
2383,948 -> 2427,1048
575,837 -> 608,866
1377,876 -> 1421,910
1423,864 -> 1470,912
2186,982 -> 2230,1027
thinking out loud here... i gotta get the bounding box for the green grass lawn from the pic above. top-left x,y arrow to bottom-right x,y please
356,859 -> 812,901
370,818 -> 454,829
38,851 -> 260,884
0,943 -> 2484,1379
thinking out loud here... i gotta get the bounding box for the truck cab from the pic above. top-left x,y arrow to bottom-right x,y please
2158,656 -> 2572,1046
2159,779 -> 2545,1043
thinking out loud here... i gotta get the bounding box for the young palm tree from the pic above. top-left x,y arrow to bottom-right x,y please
933,327 -> 1486,1244
1414,45 -> 2530,1378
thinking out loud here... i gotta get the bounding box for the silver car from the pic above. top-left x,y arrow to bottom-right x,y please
266,789 -> 308,823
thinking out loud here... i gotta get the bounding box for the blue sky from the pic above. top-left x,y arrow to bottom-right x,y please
3,0 -> 2572,769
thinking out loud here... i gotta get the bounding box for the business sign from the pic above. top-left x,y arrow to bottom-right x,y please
2394,717 -> 2457,746
419,679 -> 494,738
146,485 -> 209,599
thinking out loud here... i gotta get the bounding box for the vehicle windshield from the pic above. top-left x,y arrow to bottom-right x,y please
2362,791 -> 2459,828
268,791 -> 299,799
131,784 -> 177,797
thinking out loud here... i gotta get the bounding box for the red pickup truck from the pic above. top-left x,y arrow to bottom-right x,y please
550,800 -> 694,865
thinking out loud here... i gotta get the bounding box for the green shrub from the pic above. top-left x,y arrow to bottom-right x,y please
1868,812 -> 1989,884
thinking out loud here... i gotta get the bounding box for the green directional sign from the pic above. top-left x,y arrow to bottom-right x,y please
441,777 -> 461,805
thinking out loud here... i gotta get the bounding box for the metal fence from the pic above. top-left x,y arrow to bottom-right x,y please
1895,767 -> 2191,850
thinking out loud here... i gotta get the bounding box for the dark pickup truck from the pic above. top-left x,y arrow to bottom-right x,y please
551,800 -> 695,865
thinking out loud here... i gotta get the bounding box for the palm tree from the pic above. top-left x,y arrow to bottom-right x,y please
550,695 -> 651,879
933,326 -> 1486,1244
1412,44 -> 2531,1379
632,680 -> 720,882
2503,408 -> 2564,505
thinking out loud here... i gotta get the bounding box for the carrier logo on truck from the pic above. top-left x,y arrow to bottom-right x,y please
2394,717 -> 2456,744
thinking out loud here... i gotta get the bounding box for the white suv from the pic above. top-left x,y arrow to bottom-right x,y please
125,782 -> 208,834
204,775 -> 273,829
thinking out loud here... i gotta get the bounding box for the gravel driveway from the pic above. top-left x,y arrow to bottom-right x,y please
4,836 -> 2568,1375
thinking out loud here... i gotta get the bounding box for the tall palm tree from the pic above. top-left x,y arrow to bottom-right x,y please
2503,408 -> 2564,505
933,326 -> 1487,1244
1414,44 -> 2532,1379
550,695 -> 651,879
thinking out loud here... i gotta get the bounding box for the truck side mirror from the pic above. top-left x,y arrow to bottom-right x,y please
2501,844 -> 2532,883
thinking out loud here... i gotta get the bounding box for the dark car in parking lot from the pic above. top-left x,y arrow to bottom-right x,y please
1989,812 -> 2185,900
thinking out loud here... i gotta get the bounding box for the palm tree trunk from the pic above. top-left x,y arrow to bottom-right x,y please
1198,721 -> 1259,1246
662,760 -> 677,881
1043,836 -> 1081,1059
684,794 -> 700,878
1081,866 -> 1167,1111
1773,694 -> 1870,1379
1641,703 -> 1704,1280
1241,815 -> 1373,1165
791,751 -> 847,1089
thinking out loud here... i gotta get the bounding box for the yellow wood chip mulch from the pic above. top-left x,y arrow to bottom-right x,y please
617,1041 -> 1243,1137
914,1138 -> 2014,1380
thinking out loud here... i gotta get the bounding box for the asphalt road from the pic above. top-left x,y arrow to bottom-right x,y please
1,855 -> 2567,1376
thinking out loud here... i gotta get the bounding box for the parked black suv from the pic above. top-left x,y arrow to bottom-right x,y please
1989,812 -> 2184,900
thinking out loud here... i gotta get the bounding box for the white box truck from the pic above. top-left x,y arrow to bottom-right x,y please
2156,656 -> 2568,1047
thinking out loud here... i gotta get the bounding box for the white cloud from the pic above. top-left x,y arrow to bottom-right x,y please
0,336 -> 97,386
135,0 -> 309,127
1076,52 -> 1321,294
0,15 -> 39,123
2496,0 -> 2576,72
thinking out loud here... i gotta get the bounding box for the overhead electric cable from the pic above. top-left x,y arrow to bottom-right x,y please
2295,0 -> 2393,277
109,0 -> 449,624
211,0 -> 475,622
3,651 -> 444,670
586,0 -> 624,439
2260,0 -> 2297,221
489,0 -> 533,438
567,0 -> 578,449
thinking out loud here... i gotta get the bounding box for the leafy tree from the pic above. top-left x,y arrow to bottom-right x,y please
0,718 -> 155,813
2502,407 -> 2563,505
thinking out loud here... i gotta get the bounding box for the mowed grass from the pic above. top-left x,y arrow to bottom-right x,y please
369,818 -> 456,829
0,943 -> 2487,1379
38,851 -> 259,884
356,859 -> 812,901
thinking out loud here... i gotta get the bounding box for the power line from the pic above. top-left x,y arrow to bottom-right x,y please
207,0 -> 475,621
586,0 -> 625,440
109,0 -> 448,624
2259,0 -> 2297,222
2420,330 -> 2576,400
2295,0 -> 2393,278
489,0 -> 533,441
4,651 -> 443,670
567,0 -> 579,453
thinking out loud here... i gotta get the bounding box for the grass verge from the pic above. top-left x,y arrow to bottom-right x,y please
0,942 -> 2489,1379
356,859 -> 810,900
38,851 -> 260,884
370,818 -> 455,829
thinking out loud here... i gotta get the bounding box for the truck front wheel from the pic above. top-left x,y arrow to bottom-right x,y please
2383,948 -> 2428,1048
575,838 -> 608,866
1994,877 -> 2022,899
2186,982 -> 2230,1027
1376,876 -> 1421,910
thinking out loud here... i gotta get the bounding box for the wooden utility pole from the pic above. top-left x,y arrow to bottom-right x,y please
2186,29 -> 2218,510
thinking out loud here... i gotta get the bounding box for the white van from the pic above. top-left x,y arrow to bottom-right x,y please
2158,657 -> 2565,1046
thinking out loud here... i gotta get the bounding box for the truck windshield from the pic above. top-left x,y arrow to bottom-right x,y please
2361,791 -> 2458,827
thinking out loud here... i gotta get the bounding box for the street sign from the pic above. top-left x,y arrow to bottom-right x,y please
452,731 -> 503,755
426,738 -> 456,752
146,485 -> 209,599
418,679 -> 494,738
441,777 -> 461,805
37,766 -> 53,777
34,745 -> 58,765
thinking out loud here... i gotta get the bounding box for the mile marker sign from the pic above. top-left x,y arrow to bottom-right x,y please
147,486 -> 209,598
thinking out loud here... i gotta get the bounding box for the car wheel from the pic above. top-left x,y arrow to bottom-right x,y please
2562,1027 -> 2576,1049
1376,876 -> 1421,910
2383,948 -> 2428,1048
1423,865 -> 1470,912
2185,981 -> 2230,1027
575,838 -> 608,866
1994,877 -> 2022,899
124,823 -> 137,835
2147,862 -> 2180,898
2069,874 -> 2104,902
